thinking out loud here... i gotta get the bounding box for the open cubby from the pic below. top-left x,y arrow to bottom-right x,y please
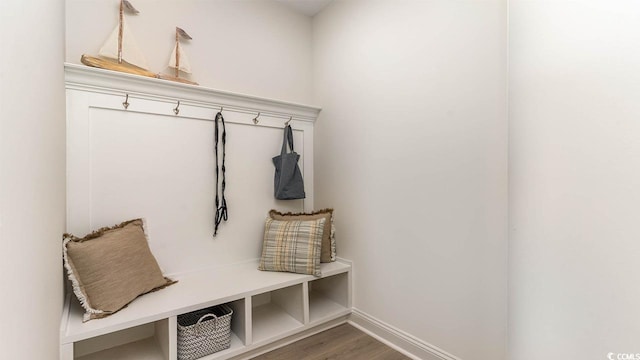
308,272 -> 350,324
73,319 -> 171,360
251,284 -> 305,344
226,298 -> 247,351
194,298 -> 247,360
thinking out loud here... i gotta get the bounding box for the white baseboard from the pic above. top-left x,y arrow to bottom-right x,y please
228,308 -> 461,360
348,308 -> 462,360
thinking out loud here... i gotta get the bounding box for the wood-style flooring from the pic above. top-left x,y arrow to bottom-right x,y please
250,324 -> 412,360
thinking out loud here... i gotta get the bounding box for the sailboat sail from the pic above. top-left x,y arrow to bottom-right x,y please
98,18 -> 149,70
168,42 -> 192,74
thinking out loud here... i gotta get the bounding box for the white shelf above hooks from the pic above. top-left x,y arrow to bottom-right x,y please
64,63 -> 321,124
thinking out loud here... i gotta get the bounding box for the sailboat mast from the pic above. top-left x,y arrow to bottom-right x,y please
175,30 -> 180,77
118,0 -> 124,63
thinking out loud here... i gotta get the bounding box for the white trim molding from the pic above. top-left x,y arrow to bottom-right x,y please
64,63 -> 321,123
348,308 -> 462,360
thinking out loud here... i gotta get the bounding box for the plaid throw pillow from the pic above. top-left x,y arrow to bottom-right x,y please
258,218 -> 325,276
268,209 -> 336,263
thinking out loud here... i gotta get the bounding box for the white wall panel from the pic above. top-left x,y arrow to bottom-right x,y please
66,69 -> 317,275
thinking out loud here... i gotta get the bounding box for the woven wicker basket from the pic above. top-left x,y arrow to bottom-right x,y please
177,304 -> 233,360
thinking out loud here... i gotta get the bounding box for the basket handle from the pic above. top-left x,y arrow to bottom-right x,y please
194,313 -> 219,336
197,313 -> 218,325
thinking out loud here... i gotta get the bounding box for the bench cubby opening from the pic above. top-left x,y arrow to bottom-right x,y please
192,298 -> 248,360
251,284 -> 305,345
308,272 -> 350,324
72,319 -> 172,360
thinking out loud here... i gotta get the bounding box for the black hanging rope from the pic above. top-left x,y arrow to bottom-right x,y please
213,111 -> 228,236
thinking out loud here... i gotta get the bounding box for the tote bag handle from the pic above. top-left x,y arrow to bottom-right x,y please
281,125 -> 294,155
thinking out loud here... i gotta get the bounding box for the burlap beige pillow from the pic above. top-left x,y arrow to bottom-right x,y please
268,209 -> 335,263
63,219 -> 176,321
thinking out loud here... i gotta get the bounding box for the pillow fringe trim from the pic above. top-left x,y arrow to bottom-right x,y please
330,219 -> 336,261
268,208 -> 334,217
62,236 -> 105,321
62,218 -> 143,242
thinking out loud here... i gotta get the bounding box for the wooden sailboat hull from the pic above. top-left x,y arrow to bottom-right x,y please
81,54 -> 199,86
81,54 -> 157,78
156,73 -> 198,85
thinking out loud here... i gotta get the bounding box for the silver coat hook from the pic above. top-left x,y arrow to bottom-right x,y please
173,101 -> 180,115
122,94 -> 129,109
285,116 -> 292,126
253,112 -> 260,124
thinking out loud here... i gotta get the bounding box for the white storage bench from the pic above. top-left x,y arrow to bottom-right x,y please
59,260 -> 352,360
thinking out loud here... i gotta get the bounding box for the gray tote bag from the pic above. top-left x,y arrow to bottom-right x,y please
273,125 -> 306,200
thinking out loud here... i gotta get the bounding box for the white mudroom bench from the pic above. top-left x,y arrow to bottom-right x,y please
62,64 -> 344,360
60,259 -> 352,360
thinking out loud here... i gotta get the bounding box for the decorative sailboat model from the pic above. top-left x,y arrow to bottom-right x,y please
157,27 -> 198,85
80,0 -> 156,78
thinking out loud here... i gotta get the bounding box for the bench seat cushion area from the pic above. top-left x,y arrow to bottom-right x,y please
62,219 -> 176,321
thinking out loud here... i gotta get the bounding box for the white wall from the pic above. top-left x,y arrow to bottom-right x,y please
313,1 -> 508,359
509,1 -> 640,359
66,0 -> 314,104
0,0 -> 67,359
